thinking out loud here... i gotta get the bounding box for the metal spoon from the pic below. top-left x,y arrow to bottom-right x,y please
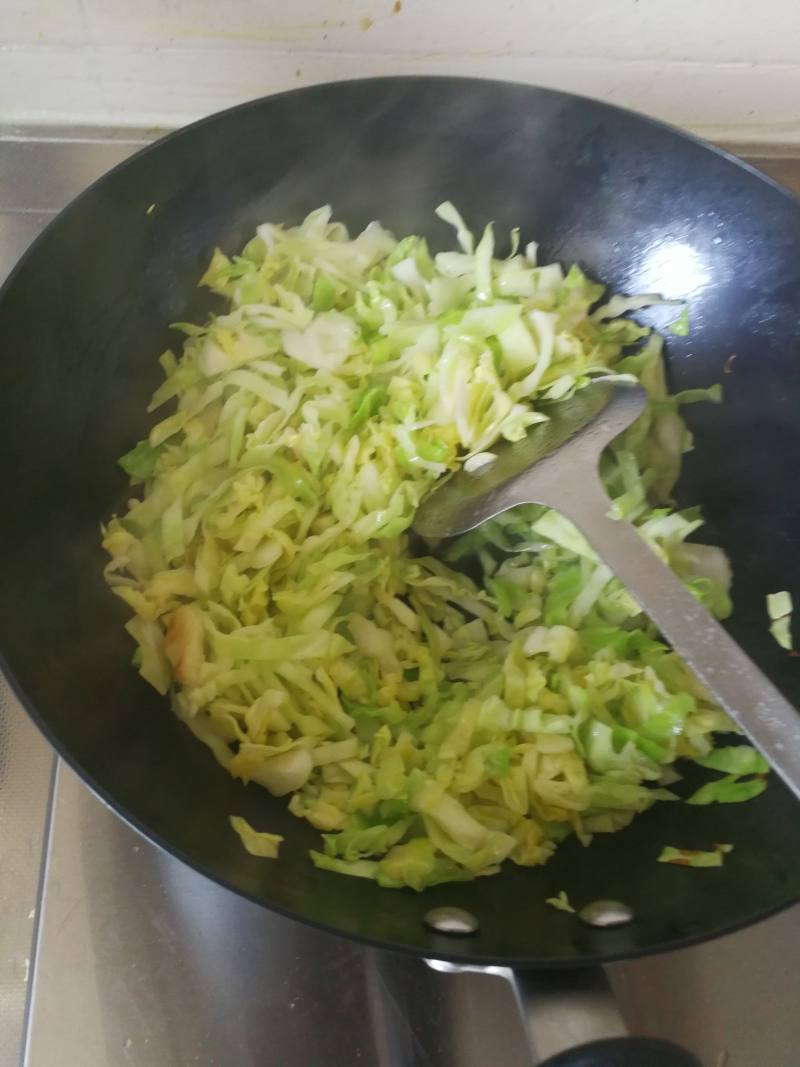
414,380 -> 800,799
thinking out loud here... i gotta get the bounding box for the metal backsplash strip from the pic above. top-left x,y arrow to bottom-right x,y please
0,686 -> 53,1067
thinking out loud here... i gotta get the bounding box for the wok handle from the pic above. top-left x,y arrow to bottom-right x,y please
507,967 -> 626,1058
506,967 -> 699,1066
547,471 -> 800,799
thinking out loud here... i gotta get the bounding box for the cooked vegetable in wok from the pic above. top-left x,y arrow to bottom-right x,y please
103,204 -> 759,890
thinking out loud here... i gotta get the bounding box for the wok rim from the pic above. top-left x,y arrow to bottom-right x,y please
1,74 -> 798,968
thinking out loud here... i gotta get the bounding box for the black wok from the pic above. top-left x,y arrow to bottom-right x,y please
1,77 -> 799,1059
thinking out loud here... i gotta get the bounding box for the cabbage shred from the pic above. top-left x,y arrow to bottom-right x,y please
103,204 -> 738,890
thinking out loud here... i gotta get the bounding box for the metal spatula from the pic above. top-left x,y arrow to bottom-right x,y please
414,381 -> 800,799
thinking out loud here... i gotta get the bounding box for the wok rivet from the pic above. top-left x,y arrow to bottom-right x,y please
424,906 -> 480,936
578,899 -> 635,928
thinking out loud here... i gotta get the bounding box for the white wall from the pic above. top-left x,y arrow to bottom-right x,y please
2,0 -> 799,142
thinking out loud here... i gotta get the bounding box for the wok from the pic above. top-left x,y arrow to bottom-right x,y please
1,77 -> 799,1063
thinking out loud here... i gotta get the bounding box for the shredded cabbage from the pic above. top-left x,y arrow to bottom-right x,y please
694,745 -> 768,776
657,844 -> 732,867
104,204 -> 749,890
767,590 -> 794,651
545,890 -> 575,913
687,775 -> 767,806
230,815 -> 283,858
667,306 -> 690,336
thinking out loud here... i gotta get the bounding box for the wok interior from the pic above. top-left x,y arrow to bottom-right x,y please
0,78 -> 799,965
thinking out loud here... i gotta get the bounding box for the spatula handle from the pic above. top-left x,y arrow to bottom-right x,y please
552,474 -> 800,799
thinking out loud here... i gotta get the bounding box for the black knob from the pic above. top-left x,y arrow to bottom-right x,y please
539,1036 -> 701,1067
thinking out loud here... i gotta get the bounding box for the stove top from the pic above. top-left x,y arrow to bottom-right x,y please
2,127 -> 799,1067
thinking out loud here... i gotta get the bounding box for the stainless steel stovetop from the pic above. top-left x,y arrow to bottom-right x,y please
2,128 -> 800,1067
